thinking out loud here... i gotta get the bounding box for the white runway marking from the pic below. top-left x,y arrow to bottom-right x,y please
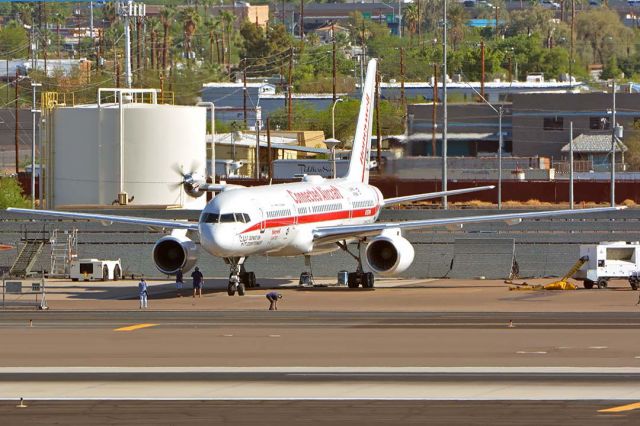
588,346 -> 608,350
516,351 -> 547,355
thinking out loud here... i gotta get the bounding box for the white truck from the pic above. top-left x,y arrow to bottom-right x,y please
573,242 -> 640,290
70,258 -> 122,282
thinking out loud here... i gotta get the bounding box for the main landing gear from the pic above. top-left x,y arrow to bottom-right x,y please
337,241 -> 375,289
225,257 -> 258,296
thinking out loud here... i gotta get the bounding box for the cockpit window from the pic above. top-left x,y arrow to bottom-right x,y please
200,213 -> 219,223
200,212 -> 251,224
219,213 -> 236,223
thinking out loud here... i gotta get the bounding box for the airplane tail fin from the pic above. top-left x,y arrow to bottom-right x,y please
344,59 -> 377,183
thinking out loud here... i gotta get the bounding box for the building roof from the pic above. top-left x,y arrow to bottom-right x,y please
561,133 -> 627,153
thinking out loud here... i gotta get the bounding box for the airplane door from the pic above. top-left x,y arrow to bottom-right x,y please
259,208 -> 266,233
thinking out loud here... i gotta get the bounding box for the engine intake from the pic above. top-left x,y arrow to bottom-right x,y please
152,234 -> 198,274
364,229 -> 414,276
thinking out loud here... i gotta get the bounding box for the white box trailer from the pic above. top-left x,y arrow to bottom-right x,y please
573,242 -> 640,290
70,258 -> 122,282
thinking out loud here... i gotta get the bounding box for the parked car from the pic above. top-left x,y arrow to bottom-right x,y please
540,0 -> 561,8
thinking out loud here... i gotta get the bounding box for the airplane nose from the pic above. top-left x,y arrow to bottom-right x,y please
199,224 -> 234,257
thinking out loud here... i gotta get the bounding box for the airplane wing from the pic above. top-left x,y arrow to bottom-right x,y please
313,206 -> 626,244
6,208 -> 200,231
382,185 -> 495,207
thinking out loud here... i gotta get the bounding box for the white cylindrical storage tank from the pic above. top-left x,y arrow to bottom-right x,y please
51,102 -> 206,209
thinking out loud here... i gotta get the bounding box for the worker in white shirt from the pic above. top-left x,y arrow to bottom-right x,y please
138,276 -> 149,309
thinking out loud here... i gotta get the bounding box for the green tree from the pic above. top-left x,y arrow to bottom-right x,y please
600,55 -> 621,80
0,23 -> 28,59
0,177 -> 29,209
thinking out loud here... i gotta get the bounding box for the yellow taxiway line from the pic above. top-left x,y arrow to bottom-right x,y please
114,323 -> 159,332
598,402 -> 640,413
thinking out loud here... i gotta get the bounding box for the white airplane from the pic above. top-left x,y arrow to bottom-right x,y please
9,59 -> 624,295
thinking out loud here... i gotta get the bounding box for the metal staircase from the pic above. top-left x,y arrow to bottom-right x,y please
49,229 -> 78,278
9,240 -> 45,278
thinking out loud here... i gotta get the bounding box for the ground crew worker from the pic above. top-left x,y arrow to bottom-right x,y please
191,266 -> 204,298
138,275 -> 148,309
266,291 -> 283,310
176,269 -> 184,297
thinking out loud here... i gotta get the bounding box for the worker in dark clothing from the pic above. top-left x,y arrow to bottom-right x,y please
191,266 -> 204,298
266,291 -> 283,310
176,269 -> 184,297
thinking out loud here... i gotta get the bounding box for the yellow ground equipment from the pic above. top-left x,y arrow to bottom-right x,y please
509,256 -> 589,291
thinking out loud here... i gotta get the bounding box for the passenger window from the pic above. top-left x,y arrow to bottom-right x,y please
220,213 -> 235,223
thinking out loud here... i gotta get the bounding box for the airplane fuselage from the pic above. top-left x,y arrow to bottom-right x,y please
199,177 -> 383,258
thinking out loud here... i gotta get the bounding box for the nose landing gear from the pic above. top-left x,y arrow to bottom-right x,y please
225,257 -> 258,296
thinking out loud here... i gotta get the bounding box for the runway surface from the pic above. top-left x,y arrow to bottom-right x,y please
3,400 -> 639,425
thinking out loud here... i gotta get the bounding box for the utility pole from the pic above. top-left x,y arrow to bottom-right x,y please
432,63 -> 438,157
267,116 -> 273,181
442,0 -> 448,209
299,0 -> 304,39
136,16 -> 142,78
480,40 -> 485,101
243,60 -> 247,128
31,81 -> 41,208
400,47 -> 406,134
611,81 -> 616,206
570,0 -> 575,88
116,61 -> 121,87
118,1 -> 146,88
14,70 -> 19,174
508,55 -> 512,82
332,24 -> 336,103
375,71 -> 382,172
569,121 -> 574,209
288,48 -> 293,130
399,47 -> 405,108
255,119 -> 261,180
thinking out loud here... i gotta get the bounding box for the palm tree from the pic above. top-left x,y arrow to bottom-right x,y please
159,6 -> 176,75
50,12 -> 66,60
204,17 -> 221,65
180,7 -> 201,65
101,1 -> 118,28
403,4 -> 419,45
147,17 -> 160,70
220,10 -> 235,73
448,4 -> 468,50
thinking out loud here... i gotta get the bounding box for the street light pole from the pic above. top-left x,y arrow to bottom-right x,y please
442,0 -> 448,209
498,105 -> 503,210
325,98 -> 344,179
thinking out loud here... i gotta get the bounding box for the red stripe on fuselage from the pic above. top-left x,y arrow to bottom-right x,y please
240,206 -> 379,234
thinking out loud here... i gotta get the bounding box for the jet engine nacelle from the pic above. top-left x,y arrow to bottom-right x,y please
364,229 -> 415,276
152,234 -> 198,274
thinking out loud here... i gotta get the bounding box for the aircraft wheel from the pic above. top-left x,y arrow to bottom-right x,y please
248,271 -> 257,288
347,272 -> 359,288
102,265 -> 109,281
227,282 -> 236,296
113,265 -> 121,281
583,280 -> 594,289
362,272 -> 375,289
629,278 -> 639,291
237,283 -> 246,296
596,278 -> 608,289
